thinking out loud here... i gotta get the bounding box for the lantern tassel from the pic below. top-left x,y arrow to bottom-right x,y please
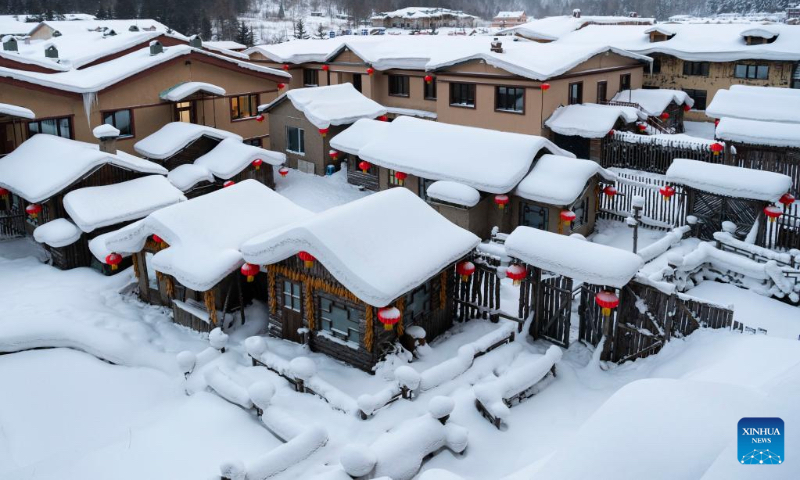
247,275 -> 255,283
384,323 -> 393,331
602,307 -> 611,317
111,264 -> 118,271
304,260 -> 313,268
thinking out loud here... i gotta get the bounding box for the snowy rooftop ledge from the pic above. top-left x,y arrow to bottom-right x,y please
332,116 -> 572,194
195,138 -> 285,180
241,188 -> 480,307
715,117 -> 800,149
261,83 -> 388,130
666,159 -> 792,202
505,227 -> 643,288
0,102 -> 35,120
133,122 -> 243,160
545,103 -> 642,139
33,218 -> 82,248
105,180 -> 313,292
611,89 -> 693,116
515,155 -> 616,206
159,81 -> 226,102
0,134 -> 166,203
705,86 -> 800,124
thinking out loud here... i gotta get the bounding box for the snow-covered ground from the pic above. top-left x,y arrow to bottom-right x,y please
272,165 -> 370,212
685,120 -> 717,140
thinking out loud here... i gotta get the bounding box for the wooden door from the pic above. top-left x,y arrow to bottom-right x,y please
281,279 -> 304,343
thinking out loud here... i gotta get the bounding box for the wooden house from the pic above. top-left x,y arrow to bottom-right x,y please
240,188 -> 480,371
103,180 -> 313,332
133,122 -> 242,171
544,103 -> 642,159
261,83 -> 387,176
610,89 -> 693,133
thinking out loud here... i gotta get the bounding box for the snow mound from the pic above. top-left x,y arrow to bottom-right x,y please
248,381 -> 276,410
159,81 -> 226,102
263,83 -> 387,130
0,102 -> 35,120
92,123 -> 119,139
428,396 -> 455,419
32,218 -> 82,248
289,356 -> 317,380
133,122 -> 243,160
426,181 -> 481,207
716,117 -> 800,149
612,89 -> 693,116
515,154 -> 616,206
195,137 -> 285,180
167,164 -> 215,192
706,86 -> 800,123
340,444 -> 377,477
546,103 -> 641,138
666,159 -> 792,202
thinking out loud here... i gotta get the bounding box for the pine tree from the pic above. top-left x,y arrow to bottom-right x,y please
295,18 -> 307,39
315,23 -> 327,39
235,21 -> 254,47
200,13 -> 213,41
277,0 -> 285,19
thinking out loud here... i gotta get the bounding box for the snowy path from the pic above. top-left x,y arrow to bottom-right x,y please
273,166 -> 371,212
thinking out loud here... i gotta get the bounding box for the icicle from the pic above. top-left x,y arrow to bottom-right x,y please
82,92 -> 97,128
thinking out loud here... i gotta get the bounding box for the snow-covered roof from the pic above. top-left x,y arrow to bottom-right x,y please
739,27 -> 779,39
105,180 -> 313,292
426,181 -> 481,207
63,175 -> 186,233
495,11 -> 525,19
241,188 -> 480,307
611,89 -> 693,116
194,138 -> 285,179
0,16 -> 31,35
32,218 -> 82,248
167,164 -> 215,192
545,103 -> 641,138
328,117 -> 391,155
643,26 -> 676,36
0,134 -> 167,203
505,226 -> 643,287
262,84 -> 387,130
666,159 -> 792,202
705,86 -> 800,123
515,155 -> 615,206
332,116 -> 572,194
134,122 -> 243,160
371,7 -> 476,20
92,124 -> 119,139
30,19 -> 172,37
245,37 -> 348,64
159,81 -> 226,101
204,40 -> 247,51
0,102 -> 34,119
715,118 -> 800,148
500,15 -> 653,41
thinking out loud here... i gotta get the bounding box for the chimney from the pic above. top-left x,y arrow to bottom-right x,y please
129,25 -> 140,32
44,44 -> 58,59
93,124 -> 120,154
149,40 -> 163,55
189,34 -> 203,48
573,9 -> 581,18
490,37 -> 503,53
2,36 -> 18,52
629,11 -> 639,18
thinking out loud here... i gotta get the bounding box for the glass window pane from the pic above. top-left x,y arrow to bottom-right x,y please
41,119 -> 58,136
735,64 -> 746,78
757,66 -> 769,79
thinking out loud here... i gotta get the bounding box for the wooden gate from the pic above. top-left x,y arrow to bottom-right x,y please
578,284 -> 612,351
0,212 -> 25,238
530,271 -> 573,348
688,189 -> 763,241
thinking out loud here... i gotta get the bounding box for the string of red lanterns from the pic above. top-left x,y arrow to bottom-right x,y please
764,205 -> 782,222
659,185 -> 675,201
319,127 -> 329,137
394,171 -> 408,185
358,161 -> 371,173
494,194 -> 509,211
25,203 -> 42,218
279,167 -> 290,177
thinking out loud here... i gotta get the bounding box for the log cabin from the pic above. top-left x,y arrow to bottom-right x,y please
544,103 -> 642,159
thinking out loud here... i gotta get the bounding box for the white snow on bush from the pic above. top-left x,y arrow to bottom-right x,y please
545,103 -> 641,138
167,163 -> 216,191
612,89 -> 693,115
426,180 -> 481,207
63,175 -> 186,233
0,134 -> 166,203
506,227 -> 643,287
262,83 -> 387,130
32,218 -> 82,248
0,102 -> 35,120
666,159 -> 792,202
242,188 -> 479,307
337,116 -> 572,194
105,180 -> 313,292
133,122 -> 242,160
515,154 -> 616,206
195,137 -> 285,179
706,85 -> 800,123
159,81 -> 226,102
715,117 -> 800,148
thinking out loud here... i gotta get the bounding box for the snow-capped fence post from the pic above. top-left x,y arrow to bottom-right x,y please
245,336 -> 267,367
209,327 -> 228,353
395,366 -> 420,400
176,351 -> 196,380
289,357 -> 315,394
219,460 -> 245,480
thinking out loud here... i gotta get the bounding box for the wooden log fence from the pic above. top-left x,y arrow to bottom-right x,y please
601,133 -> 723,174
0,212 -> 25,238
764,201 -> 800,251
598,169 -> 687,230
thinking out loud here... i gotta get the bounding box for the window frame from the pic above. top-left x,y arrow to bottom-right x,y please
285,125 -> 305,155
734,63 -> 769,80
27,115 -> 73,139
494,85 -> 525,114
682,89 -> 707,111
449,82 -> 476,108
282,280 -> 302,312
403,282 -> 432,325
596,81 -> 608,103
568,81 -> 583,105
388,74 -> 410,97
423,78 -> 437,100
101,108 -> 134,138
303,68 -> 319,86
619,73 -> 632,92
230,93 -> 260,121
318,295 -> 361,344
683,61 -> 710,77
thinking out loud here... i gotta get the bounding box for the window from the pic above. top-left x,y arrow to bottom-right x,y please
175,101 -> 194,123
303,69 -> 319,86
282,280 -> 302,312
596,81 -> 608,103
520,203 -> 548,231
230,94 -> 259,120
619,73 -> 631,92
424,78 -> 437,100
682,89 -> 707,111
28,117 -> 72,139
683,61 -> 710,76
286,126 -> 305,154
244,137 -> 262,147
388,75 -> 409,96
495,86 -> 524,113
352,74 -> 362,92
319,297 -> 360,343
649,56 -> 661,74
793,63 -> 800,89
418,178 -> 434,201
102,109 -> 133,138
568,82 -> 583,105
388,169 -> 404,186
403,282 -> 432,324
734,64 -> 769,80
450,82 -> 475,107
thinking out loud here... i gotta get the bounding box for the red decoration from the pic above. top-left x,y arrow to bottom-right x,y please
456,261 -> 476,282
105,253 -> 123,271
152,234 -> 167,248
240,263 -> 259,282
560,210 -> 576,225
25,203 -> 42,218
506,264 -> 526,286
358,160 -> 371,174
256,114 -> 265,122
779,193 -> 795,206
321,64 -> 329,71
298,251 -> 315,268
710,142 -> 724,156
540,83 -> 550,91
659,185 -> 675,201
329,150 -> 339,160
683,104 -> 691,112
424,75 -> 433,84
0,187 -> 8,199
279,167 -> 289,177
608,130 -> 615,136
223,180 -> 235,188
764,205 -> 782,222
660,112 -> 670,120
595,291 -> 619,317
637,123 -> 647,132
282,64 -> 290,71
366,67 -> 375,75
252,158 -> 263,170
394,171 -> 408,185
714,119 -> 720,127
319,127 -> 329,137
377,307 -> 401,331
378,115 -> 388,122
494,194 -> 509,211
603,186 -> 617,197
277,83 -> 285,90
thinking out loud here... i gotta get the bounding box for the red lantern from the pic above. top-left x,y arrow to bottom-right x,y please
764,205 -> 782,222
282,64 -> 290,71
277,82 -> 285,90
329,150 -> 339,160
595,290 -> 619,317
0,187 -> 8,200
298,251 -> 315,268
779,193 -> 795,206
540,83 -> 550,91
714,119 -> 720,127
608,130 -> 615,136
424,75 -> 433,84
494,194 -> 509,211
710,142 -> 724,156
637,123 -> 647,132
256,114 -> 265,123
319,127 -> 329,137
506,264 -> 526,286
456,261 -> 475,282
25,203 -> 42,218
223,180 -> 235,188
366,67 -> 375,75
683,104 -> 691,112
240,263 -> 259,282
560,210 -> 576,226
377,115 -> 388,122
152,234 -> 167,248
377,307 -> 401,331
321,64 -> 329,71
660,185 -> 675,201
252,158 -> 263,170
105,253 -> 123,271
394,171 -> 407,185
358,160 -> 371,173
279,167 -> 289,177
660,112 -> 670,120
603,186 -> 617,197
